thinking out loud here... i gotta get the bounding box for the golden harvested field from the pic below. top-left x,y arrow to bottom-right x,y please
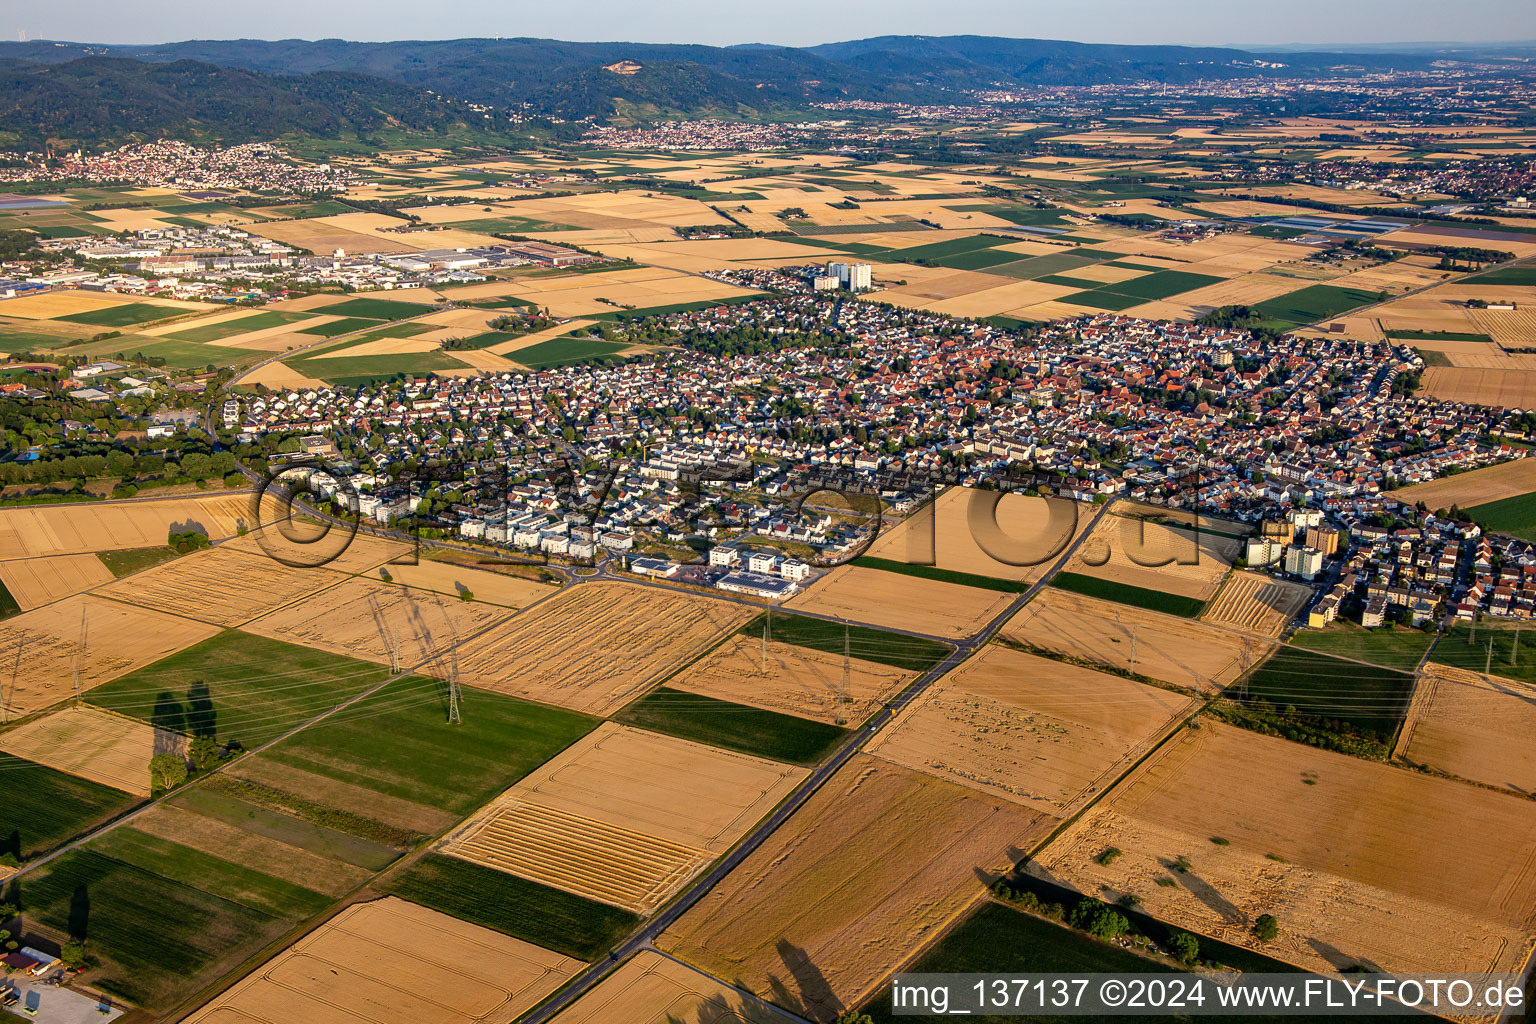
660,755 -> 1053,1021
0,706 -> 177,795
371,558 -> 556,608
865,645 -> 1192,813
1469,305 -> 1536,346
1005,588 -> 1270,689
1038,722 -> 1536,975
182,897 -> 582,1024
252,212 -> 425,254
554,949 -> 788,1024
1201,571 -> 1313,639
131,801 -> 372,896
0,493 -> 254,558
444,723 -> 805,912
667,634 -> 913,724
450,581 -> 750,715
0,595 -> 219,717
1388,457 -> 1536,508
865,487 -> 1086,583
1409,339 -> 1536,370
0,291 -> 201,320
588,238 -> 858,274
1066,515 -> 1239,601
1423,367 -> 1536,406
222,522 -> 413,575
1398,664 -> 1536,795
789,565 -> 1012,640
96,546 -> 349,627
0,553 -> 113,609
235,360 -> 328,389
244,576 -> 514,667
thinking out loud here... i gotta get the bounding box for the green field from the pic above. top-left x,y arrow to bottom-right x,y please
0,753 -> 141,859
1252,284 -> 1383,326
169,786 -> 400,869
1465,267 -> 1536,287
20,848 -> 291,1010
291,351 -> 468,385
1051,572 -> 1206,618
0,328 -> 85,353
933,248 -> 1032,271
259,674 -> 598,814
616,686 -> 849,764
1289,623 -> 1434,671
1431,621 -> 1536,686
1061,288 -> 1147,311
88,827 -> 332,918
319,297 -> 438,320
87,631 -> 392,748
985,253 -> 1098,280
96,546 -> 180,577
1385,329 -> 1494,343
295,316 -> 382,337
164,310 -> 314,343
511,336 -> 632,369
1464,490 -> 1536,542
851,555 -> 1028,593
0,577 -> 17,619
745,611 -> 951,673
1239,645 -> 1415,738
885,234 -> 1010,263
55,302 -> 185,327
381,853 -> 638,960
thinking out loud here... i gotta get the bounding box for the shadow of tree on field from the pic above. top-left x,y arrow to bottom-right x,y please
1160,858 -> 1242,924
765,939 -> 841,1021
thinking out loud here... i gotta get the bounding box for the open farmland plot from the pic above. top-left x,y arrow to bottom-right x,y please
1004,588 -> 1270,690
56,301 -> 192,327
865,645 -> 1193,814
0,552 -> 113,609
1063,514 -> 1239,602
1398,664 -> 1536,794
1236,645 -> 1415,742
0,594 -> 219,718
789,564 -> 1014,639
1289,623 -> 1434,671
1252,284 -> 1383,326
1201,570 -> 1313,638
375,558 -> 557,608
1465,490 -> 1536,541
88,631 -> 393,748
19,848 -> 298,1011
554,949 -> 790,1024
443,723 -> 804,913
95,545 -> 349,626
616,686 -> 848,765
660,755 -> 1055,1021
864,487 -> 1086,583
1388,457 -> 1536,509
244,575 -> 514,666
250,673 -> 597,821
448,582 -> 750,715
0,752 -> 140,859
1036,721 -> 1536,976
182,897 -> 583,1024
1421,367 -> 1536,408
666,632 -> 914,724
0,492 -> 253,558
0,706 -> 177,795
383,854 -> 639,961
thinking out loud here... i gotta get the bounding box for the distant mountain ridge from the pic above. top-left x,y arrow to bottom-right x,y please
0,33 -> 1511,147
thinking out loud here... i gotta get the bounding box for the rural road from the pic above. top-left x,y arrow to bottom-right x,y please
514,498 -> 1116,1023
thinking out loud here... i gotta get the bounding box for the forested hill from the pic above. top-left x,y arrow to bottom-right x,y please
0,57 -> 494,147
0,34 -> 1501,146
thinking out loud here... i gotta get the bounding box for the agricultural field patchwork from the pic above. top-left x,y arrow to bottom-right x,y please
1036,721 -> 1536,977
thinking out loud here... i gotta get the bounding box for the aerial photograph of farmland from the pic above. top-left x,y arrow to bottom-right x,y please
3,0 -> 1536,1022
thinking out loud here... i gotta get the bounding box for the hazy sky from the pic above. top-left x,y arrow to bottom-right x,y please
5,0 -> 1534,48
